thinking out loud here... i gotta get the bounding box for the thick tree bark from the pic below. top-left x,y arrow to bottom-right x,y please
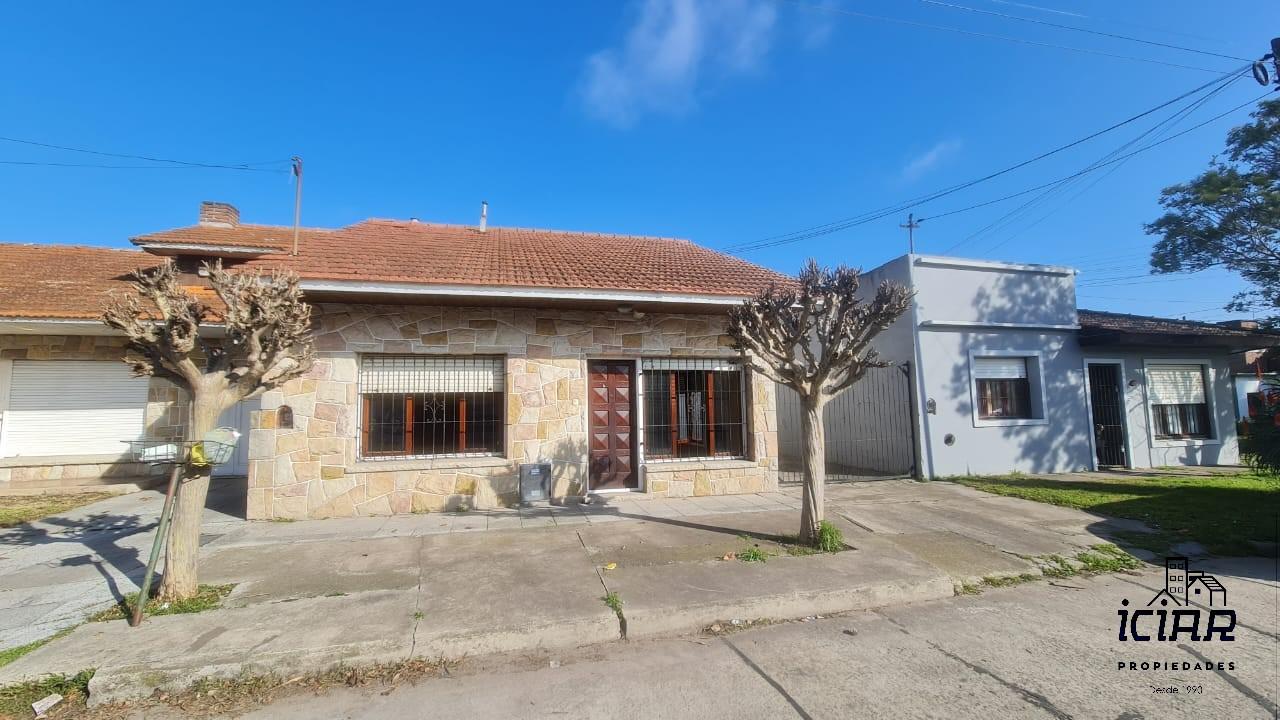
798,396 -> 826,546
157,391 -> 226,601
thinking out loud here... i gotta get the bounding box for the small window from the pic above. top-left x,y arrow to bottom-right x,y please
359,356 -> 504,458
642,359 -> 746,460
1148,364 -> 1210,440
974,357 -> 1033,420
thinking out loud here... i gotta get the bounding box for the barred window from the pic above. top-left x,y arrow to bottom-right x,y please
642,359 -> 746,460
359,356 -> 504,458
1148,364 -> 1210,440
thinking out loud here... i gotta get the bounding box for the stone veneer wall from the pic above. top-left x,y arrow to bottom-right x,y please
247,303 -> 779,520
0,334 -> 186,492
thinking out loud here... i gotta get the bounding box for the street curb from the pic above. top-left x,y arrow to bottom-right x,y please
81,573 -> 953,706
621,573 -> 957,639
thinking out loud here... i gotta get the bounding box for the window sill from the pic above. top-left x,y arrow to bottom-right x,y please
1152,438 -> 1221,448
350,455 -> 511,473
971,417 -> 1049,428
643,457 -> 755,472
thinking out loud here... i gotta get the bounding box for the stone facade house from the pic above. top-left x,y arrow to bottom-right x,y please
0,203 -> 789,519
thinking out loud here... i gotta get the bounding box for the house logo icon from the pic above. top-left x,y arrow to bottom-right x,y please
1148,557 -> 1227,608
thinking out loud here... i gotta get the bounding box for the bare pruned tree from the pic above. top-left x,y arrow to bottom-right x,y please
103,260 -> 313,600
729,260 -> 912,545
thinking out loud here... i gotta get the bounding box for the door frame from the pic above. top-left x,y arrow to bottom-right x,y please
1082,358 -> 1133,471
586,358 -> 641,494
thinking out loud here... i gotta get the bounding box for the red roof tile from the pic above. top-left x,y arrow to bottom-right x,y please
0,244 -> 162,320
136,219 -> 793,297
132,223 -> 332,250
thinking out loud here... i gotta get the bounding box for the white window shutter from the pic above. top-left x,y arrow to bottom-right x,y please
360,356 -> 503,394
3,361 -> 148,457
1147,365 -> 1206,405
973,357 -> 1028,380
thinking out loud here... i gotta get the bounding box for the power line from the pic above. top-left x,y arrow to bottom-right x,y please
0,135 -> 289,172
0,159 -> 288,170
946,73 -> 1244,254
779,0 -> 1234,74
918,0 -> 1250,62
724,66 -> 1253,253
914,91 -> 1274,225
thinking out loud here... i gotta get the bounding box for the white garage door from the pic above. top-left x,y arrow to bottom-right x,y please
1,360 -> 148,457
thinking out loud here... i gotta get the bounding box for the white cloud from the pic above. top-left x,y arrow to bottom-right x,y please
901,139 -> 963,181
797,1 -> 839,49
581,0 -> 777,127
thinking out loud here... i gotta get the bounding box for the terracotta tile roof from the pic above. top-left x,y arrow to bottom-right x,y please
1079,309 -> 1280,346
131,223 -> 332,250
136,219 -> 794,297
0,243 -> 162,320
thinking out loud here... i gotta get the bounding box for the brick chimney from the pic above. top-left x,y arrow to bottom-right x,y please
198,201 -> 239,227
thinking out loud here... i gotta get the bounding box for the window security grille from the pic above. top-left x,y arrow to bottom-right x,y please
359,356 -> 504,458
641,358 -> 746,460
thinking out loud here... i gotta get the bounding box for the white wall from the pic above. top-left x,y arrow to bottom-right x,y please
1104,350 -> 1240,468
907,256 -> 1092,478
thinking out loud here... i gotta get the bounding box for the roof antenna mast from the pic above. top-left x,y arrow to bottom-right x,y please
291,156 -> 303,256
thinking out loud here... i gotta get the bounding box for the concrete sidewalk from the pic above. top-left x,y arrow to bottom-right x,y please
0,478 -> 1145,704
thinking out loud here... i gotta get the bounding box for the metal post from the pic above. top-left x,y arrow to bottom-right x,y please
130,463 -> 182,627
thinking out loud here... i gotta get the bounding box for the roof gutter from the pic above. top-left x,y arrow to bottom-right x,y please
296,279 -> 751,306
0,317 -> 227,336
135,242 -> 284,255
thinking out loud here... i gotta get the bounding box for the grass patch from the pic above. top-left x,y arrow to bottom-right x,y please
89,584 -> 234,623
952,472 -> 1280,556
738,546 -> 769,563
0,670 -> 93,719
0,628 -> 74,670
602,591 -> 623,615
817,521 -> 844,553
1075,543 -> 1141,573
0,493 -> 114,528
981,573 -> 1039,588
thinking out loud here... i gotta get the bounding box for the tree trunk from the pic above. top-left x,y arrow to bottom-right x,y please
157,391 -> 225,602
798,395 -> 826,546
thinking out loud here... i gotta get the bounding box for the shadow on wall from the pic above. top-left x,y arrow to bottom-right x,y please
546,436 -> 589,502
941,271 -> 1091,474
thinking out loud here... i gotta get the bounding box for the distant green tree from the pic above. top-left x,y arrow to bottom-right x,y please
1146,98 -> 1280,326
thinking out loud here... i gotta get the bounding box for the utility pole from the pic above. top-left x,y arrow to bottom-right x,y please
900,213 -> 921,254
291,156 -> 303,256
1253,38 -> 1280,86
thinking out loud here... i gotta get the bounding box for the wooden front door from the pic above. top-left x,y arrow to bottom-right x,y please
588,360 -> 637,490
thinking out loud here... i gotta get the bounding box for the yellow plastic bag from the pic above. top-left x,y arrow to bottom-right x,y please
189,443 -> 209,466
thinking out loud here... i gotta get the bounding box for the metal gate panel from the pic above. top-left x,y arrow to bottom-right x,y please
776,364 -> 915,481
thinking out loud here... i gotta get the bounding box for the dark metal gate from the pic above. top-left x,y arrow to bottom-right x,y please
776,363 -> 915,483
1087,363 -> 1127,467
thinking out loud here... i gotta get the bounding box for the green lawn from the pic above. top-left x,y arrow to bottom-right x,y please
0,493 -> 115,528
952,472 -> 1280,556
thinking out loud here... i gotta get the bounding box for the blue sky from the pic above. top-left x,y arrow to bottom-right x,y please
0,1 -> 1274,321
